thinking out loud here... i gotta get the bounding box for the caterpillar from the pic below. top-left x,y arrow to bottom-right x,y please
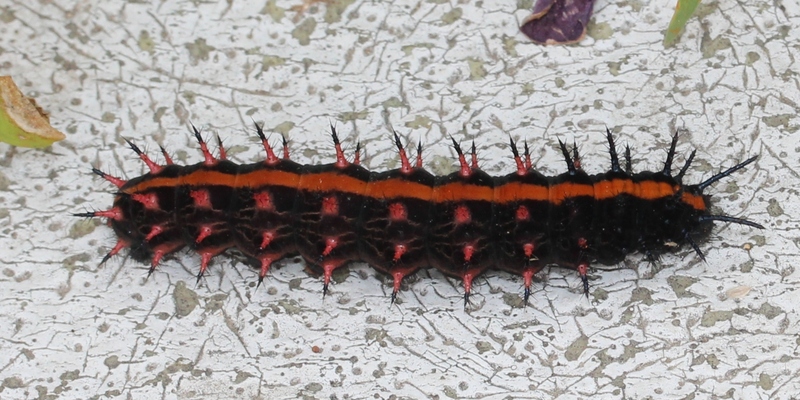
77,125 -> 763,306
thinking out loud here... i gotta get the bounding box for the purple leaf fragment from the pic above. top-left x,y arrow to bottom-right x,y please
520,0 -> 596,45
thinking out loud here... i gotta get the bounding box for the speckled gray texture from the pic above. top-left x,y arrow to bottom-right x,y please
0,0 -> 796,399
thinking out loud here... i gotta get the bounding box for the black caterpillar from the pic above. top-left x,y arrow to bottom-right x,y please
77,125 -> 763,305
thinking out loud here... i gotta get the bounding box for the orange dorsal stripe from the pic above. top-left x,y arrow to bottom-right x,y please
123,170 -> 706,211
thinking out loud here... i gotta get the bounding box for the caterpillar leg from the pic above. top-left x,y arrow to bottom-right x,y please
461,268 -> 483,308
389,265 -> 417,305
521,266 -> 542,305
577,262 -> 590,298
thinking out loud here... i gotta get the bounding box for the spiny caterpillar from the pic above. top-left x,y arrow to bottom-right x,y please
77,125 -> 763,306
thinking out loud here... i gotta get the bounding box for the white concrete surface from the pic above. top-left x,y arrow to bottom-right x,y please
0,0 -> 796,399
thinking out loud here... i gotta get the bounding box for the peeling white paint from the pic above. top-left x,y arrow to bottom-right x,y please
0,0 -> 797,399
